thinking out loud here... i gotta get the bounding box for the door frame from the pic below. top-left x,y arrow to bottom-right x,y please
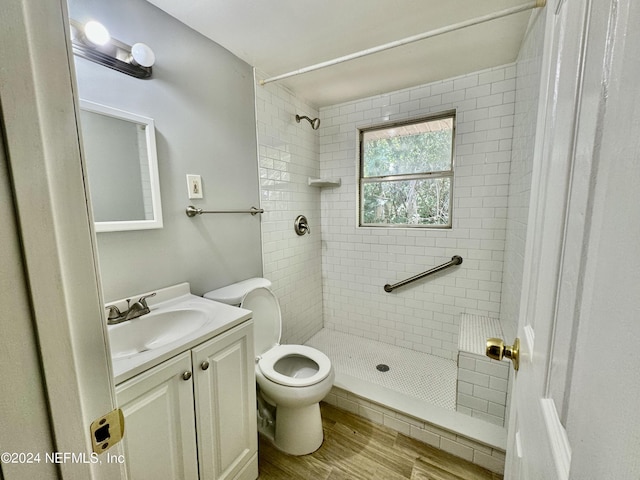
0,91 -> 59,480
0,1 -> 122,478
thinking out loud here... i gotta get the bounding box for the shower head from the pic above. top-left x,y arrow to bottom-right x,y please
296,114 -> 320,130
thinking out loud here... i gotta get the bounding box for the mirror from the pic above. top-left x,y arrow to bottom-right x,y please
79,100 -> 163,232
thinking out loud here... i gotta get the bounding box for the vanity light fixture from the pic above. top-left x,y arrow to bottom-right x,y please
70,19 -> 155,79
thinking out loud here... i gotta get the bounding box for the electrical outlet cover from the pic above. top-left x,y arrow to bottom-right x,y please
186,174 -> 203,199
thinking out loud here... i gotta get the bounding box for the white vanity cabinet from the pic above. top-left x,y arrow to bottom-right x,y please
115,320 -> 258,480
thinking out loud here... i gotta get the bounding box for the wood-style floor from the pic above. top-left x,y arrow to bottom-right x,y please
258,403 -> 503,480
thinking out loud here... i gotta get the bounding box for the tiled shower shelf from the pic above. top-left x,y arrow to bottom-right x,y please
307,177 -> 341,187
458,314 -> 504,355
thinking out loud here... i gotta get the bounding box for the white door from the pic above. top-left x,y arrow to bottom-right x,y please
504,0 -> 640,478
503,0 -> 582,477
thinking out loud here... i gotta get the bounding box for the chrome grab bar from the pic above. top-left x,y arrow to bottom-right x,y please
384,255 -> 463,293
186,205 -> 264,217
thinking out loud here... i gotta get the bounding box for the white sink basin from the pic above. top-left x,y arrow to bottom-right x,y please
106,284 -> 252,384
109,309 -> 208,359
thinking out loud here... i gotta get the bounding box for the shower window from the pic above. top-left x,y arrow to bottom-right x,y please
358,112 -> 455,228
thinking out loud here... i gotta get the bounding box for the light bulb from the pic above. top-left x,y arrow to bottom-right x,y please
84,21 -> 110,46
131,43 -> 155,68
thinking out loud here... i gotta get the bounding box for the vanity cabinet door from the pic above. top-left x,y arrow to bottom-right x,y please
116,351 -> 199,480
191,321 -> 258,480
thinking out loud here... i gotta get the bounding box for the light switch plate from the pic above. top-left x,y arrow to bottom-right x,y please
186,174 -> 203,199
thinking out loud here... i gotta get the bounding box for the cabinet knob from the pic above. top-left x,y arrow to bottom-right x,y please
182,371 -> 192,381
201,361 -> 210,371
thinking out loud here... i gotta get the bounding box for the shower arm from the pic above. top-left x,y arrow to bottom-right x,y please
296,114 -> 320,130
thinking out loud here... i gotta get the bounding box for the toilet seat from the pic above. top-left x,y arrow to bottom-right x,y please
257,345 -> 332,387
240,287 -> 332,388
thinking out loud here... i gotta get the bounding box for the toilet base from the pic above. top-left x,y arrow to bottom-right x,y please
273,403 -> 324,455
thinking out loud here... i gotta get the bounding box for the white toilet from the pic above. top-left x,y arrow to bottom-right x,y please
204,278 -> 334,456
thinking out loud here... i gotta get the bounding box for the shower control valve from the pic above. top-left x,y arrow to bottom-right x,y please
294,215 -> 310,236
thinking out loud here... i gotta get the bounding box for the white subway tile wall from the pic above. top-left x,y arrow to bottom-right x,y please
457,352 -> 509,426
495,11 -> 548,430
456,314 -> 509,426
500,10 -> 548,342
255,72 -> 324,344
318,64 -> 517,361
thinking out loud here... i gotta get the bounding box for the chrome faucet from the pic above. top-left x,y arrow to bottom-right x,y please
106,292 -> 156,325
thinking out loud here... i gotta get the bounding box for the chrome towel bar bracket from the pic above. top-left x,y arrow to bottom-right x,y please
185,205 -> 264,217
384,255 -> 463,293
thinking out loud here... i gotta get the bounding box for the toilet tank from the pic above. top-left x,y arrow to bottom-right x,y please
204,277 -> 272,305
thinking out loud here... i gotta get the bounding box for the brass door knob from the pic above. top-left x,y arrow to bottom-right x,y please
486,337 -> 520,371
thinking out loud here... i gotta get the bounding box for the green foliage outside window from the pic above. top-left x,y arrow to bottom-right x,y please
360,116 -> 454,227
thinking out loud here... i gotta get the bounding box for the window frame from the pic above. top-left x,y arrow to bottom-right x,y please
357,111 -> 456,229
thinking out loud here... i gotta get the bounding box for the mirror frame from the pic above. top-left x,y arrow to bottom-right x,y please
79,100 -> 163,232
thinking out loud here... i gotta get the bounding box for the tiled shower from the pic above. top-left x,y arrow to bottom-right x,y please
318,64 -> 516,361
258,62 -> 520,349
255,9 -> 545,472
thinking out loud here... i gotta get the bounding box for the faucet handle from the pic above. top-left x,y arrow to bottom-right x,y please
106,305 -> 122,320
138,292 -> 156,308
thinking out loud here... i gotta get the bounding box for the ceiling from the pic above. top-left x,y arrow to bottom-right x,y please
145,0 -> 532,108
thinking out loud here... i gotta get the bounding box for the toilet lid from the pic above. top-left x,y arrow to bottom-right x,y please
240,287 -> 281,356
204,277 -> 271,305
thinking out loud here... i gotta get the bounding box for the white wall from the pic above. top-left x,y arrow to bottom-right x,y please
255,75 -> 324,344
318,65 -> 517,361
500,10 -> 547,341
69,0 -> 262,301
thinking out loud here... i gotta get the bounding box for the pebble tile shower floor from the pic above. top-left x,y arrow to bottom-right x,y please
306,329 -> 457,411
